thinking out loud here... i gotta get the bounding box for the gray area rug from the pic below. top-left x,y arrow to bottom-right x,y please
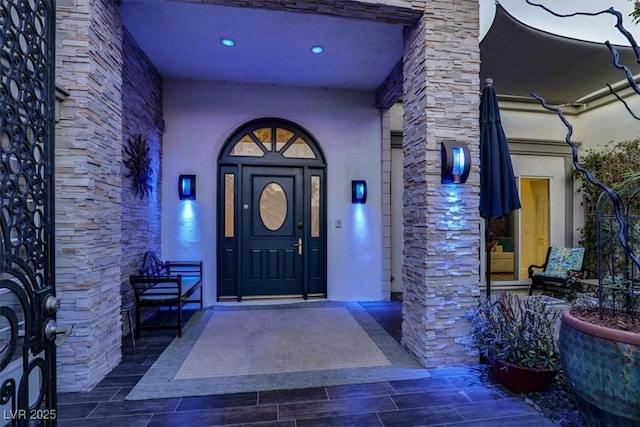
126,301 -> 430,400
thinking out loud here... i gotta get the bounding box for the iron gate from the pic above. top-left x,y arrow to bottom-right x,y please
1,0 -> 58,425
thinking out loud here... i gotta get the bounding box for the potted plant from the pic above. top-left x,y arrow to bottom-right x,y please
559,293 -> 640,426
562,136 -> 640,427
465,292 -> 561,393
556,172 -> 640,426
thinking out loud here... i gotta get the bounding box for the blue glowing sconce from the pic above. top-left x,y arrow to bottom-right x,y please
441,141 -> 470,184
352,180 -> 367,204
179,175 -> 196,200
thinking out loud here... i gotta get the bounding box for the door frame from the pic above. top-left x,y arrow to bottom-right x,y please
216,118 -> 327,301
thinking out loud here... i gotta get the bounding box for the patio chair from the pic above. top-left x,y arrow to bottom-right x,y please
528,247 -> 585,300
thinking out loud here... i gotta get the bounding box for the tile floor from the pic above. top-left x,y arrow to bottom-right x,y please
57,300 -> 555,426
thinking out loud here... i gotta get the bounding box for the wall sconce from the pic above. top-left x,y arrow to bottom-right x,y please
441,141 -> 471,184
352,180 -> 367,204
179,175 -> 196,200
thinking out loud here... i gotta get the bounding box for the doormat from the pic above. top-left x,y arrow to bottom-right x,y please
126,301 -> 430,400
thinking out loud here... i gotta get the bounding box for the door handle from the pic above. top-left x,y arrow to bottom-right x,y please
44,319 -> 73,347
293,237 -> 302,255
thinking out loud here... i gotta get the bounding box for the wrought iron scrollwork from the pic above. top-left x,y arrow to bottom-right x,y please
1,0 -> 56,422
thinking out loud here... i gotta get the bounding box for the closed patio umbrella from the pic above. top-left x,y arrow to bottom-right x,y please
480,78 -> 521,297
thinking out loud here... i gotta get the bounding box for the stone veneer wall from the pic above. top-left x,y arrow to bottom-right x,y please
121,30 -> 163,281
55,0 -> 124,391
381,109 -> 392,299
401,0 -> 481,367
194,0 -> 424,24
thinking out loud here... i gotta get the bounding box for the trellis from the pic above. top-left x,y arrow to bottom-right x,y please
595,185 -> 640,318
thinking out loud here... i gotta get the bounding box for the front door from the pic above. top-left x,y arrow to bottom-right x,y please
1,0 -> 60,423
217,119 -> 326,301
242,167 -> 304,296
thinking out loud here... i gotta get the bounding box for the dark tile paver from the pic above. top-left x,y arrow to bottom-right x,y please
278,396 -> 396,420
296,412 -> 383,427
377,404 -> 465,427
177,392 -> 258,411
148,405 -> 278,427
259,387 -> 327,405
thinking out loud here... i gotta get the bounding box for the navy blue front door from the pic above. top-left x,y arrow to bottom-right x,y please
242,167 -> 304,297
217,118 -> 326,301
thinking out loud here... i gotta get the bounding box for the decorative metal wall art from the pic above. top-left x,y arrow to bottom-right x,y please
123,134 -> 153,199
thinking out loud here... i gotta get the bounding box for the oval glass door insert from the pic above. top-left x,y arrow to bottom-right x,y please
260,183 -> 287,231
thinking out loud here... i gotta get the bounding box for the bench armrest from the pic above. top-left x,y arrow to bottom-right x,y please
528,263 -> 545,278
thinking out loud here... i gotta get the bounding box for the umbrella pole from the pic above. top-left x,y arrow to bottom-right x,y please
485,217 -> 492,297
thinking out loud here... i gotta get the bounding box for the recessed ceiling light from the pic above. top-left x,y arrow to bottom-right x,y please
220,38 -> 235,47
310,45 -> 324,54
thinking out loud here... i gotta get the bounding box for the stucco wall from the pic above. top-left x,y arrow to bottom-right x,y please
161,80 -> 385,304
500,106 -> 572,142
575,95 -> 640,149
484,96 -> 640,154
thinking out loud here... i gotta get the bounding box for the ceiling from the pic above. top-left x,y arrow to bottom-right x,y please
120,1 -> 405,91
121,1 -> 640,105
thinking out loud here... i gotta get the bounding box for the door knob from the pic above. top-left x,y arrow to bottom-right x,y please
293,237 -> 302,255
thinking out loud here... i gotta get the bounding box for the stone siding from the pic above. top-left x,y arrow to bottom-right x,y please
180,0 -> 425,24
381,109 -> 392,299
401,0 -> 481,367
121,30 -> 164,281
55,0 -> 124,391
376,59 -> 403,109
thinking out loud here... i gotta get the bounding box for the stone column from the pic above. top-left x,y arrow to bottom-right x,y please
401,0 -> 481,367
55,0 -> 124,391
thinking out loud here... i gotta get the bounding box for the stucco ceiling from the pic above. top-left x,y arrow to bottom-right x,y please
120,1 -> 405,91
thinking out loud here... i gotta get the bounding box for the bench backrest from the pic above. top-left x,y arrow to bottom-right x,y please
140,251 -> 165,276
542,247 -> 585,278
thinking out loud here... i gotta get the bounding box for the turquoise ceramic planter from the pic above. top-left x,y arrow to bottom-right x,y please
559,309 -> 640,426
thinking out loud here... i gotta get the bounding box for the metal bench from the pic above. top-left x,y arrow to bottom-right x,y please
129,251 -> 203,338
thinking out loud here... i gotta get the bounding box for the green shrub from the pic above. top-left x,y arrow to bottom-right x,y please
572,138 -> 640,278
